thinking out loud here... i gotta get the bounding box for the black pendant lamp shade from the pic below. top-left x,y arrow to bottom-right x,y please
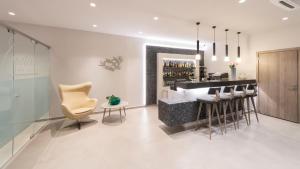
225,29 -> 229,56
224,29 -> 229,62
195,22 -> 201,60
237,32 -> 241,61
212,26 -> 217,61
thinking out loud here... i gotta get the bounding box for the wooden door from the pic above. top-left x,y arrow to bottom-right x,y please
258,49 -> 299,122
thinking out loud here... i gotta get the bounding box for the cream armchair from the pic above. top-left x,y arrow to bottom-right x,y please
58,82 -> 98,129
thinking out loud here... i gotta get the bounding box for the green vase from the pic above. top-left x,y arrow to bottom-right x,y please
106,95 -> 121,105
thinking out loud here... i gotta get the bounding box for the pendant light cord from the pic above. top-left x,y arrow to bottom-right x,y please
213,27 -> 216,42
237,32 -> 240,46
196,22 -> 200,41
225,30 -> 228,44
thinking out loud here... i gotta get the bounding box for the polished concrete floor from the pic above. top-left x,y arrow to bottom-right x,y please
5,106 -> 300,169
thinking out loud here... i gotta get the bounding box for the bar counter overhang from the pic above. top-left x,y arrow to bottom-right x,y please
158,79 -> 257,127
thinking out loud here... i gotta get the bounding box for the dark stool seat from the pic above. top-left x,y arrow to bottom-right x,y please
197,95 -> 219,103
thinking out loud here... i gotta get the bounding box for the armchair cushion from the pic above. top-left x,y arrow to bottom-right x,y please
58,82 -> 98,120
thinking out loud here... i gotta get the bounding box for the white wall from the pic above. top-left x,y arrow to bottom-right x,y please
204,33 -> 253,79
3,22 -> 147,118
2,21 -> 259,118
249,24 -> 300,78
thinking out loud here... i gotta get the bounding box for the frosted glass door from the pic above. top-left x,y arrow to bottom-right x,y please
0,26 -> 14,167
33,43 -> 50,134
12,33 -> 35,154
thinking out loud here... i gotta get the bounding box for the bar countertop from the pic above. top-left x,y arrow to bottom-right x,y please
176,79 -> 257,89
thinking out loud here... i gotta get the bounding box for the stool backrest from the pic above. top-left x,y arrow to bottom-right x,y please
223,86 -> 234,93
208,87 -> 221,101
208,87 -> 221,95
235,85 -> 247,92
247,83 -> 257,94
247,83 -> 257,90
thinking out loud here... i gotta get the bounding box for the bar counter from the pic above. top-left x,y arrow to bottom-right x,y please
158,79 -> 257,127
176,79 -> 257,89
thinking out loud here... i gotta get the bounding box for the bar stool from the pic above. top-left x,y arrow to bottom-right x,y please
196,87 -> 223,139
245,83 -> 259,124
233,85 -> 249,129
219,86 -> 236,133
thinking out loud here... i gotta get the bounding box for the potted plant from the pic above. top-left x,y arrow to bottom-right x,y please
106,95 -> 121,105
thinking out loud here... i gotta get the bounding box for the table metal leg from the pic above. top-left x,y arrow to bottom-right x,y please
102,108 -> 107,123
119,108 -> 122,122
109,108 -> 111,116
123,107 -> 126,117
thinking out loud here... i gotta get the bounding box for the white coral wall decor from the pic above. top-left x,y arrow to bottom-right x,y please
99,56 -> 123,71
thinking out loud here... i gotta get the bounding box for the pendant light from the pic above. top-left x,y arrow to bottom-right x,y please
212,26 -> 217,61
224,29 -> 230,62
237,32 -> 241,63
195,22 -> 201,60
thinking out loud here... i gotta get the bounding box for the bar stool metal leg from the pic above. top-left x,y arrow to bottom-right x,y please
251,97 -> 259,122
207,104 -> 212,140
195,102 -> 203,130
246,98 -> 251,125
228,100 -> 236,130
197,102 -> 203,122
241,98 -> 249,126
213,103 -> 224,135
235,99 -> 240,129
222,102 -> 228,133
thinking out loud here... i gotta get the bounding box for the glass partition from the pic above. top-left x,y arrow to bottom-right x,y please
0,25 -> 50,167
33,43 -> 50,134
0,25 -> 14,167
12,33 -> 36,154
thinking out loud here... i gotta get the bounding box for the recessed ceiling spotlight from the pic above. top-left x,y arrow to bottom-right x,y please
153,17 -> 159,21
90,2 -> 96,7
282,17 -> 289,21
8,11 -> 16,16
138,31 -> 143,34
92,24 -> 98,28
239,0 -> 247,3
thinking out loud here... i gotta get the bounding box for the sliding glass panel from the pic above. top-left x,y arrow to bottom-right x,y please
0,26 -> 14,166
12,33 -> 35,154
33,43 -> 50,134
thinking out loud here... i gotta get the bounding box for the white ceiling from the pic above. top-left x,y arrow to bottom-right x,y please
0,0 -> 300,42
